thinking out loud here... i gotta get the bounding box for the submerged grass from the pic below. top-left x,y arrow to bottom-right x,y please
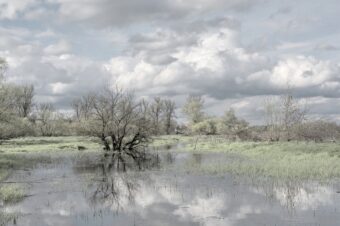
1,135 -> 340,182
0,136 -> 103,204
172,136 -> 340,180
0,184 -> 25,204
0,212 -> 17,226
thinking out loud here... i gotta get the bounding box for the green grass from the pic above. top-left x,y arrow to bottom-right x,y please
150,135 -> 183,147
0,184 -> 25,204
0,136 -> 102,153
0,212 -> 17,226
0,136 -> 103,201
163,135 -> 340,180
1,135 -> 340,182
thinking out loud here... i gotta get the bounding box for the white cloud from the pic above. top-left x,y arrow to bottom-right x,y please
269,56 -> 336,88
0,0 -> 37,19
44,40 -> 71,55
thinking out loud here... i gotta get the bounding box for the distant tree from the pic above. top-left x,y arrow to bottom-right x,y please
182,95 -> 205,124
264,96 -> 281,141
35,103 -> 56,136
296,120 -> 339,142
263,89 -> 307,141
13,84 -> 35,118
217,108 -> 249,139
0,59 -> 12,127
71,93 -> 95,121
192,118 -> 218,135
149,97 -> 164,135
280,92 -> 306,141
0,58 -> 7,81
163,99 -> 176,135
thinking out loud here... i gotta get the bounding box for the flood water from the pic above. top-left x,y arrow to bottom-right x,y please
2,150 -> 340,226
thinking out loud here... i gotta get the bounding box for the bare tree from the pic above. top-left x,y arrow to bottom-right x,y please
35,103 -> 56,136
280,91 -> 307,141
163,99 -> 176,135
149,97 -> 164,135
71,93 -> 95,121
71,98 -> 82,122
81,87 -> 152,162
14,84 -> 35,118
263,89 -> 307,141
264,96 -> 281,141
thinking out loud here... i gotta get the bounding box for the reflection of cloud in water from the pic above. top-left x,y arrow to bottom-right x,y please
174,194 -> 226,219
3,153 -> 340,226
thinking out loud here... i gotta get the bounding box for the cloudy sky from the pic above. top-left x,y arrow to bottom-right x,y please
1,0 -> 340,124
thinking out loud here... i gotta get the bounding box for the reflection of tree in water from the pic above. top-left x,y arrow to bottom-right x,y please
257,179 -> 330,215
87,152 -> 160,212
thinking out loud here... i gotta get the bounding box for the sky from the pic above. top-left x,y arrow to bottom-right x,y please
1,0 -> 340,124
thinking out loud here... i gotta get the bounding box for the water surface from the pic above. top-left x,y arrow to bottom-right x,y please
2,151 -> 340,226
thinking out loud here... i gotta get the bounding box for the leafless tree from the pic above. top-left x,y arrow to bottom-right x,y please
14,84 -> 35,118
280,91 -> 307,141
71,93 -> 95,121
35,103 -> 56,136
149,97 -> 164,135
263,89 -> 307,141
264,96 -> 281,141
80,87 -> 152,162
163,99 -> 176,135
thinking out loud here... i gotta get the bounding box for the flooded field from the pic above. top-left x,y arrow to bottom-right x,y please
1,150 -> 340,226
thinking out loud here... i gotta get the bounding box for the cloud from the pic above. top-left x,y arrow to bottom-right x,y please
1,0 -> 340,123
44,40 -> 71,55
105,20 -> 270,100
47,0 -> 260,27
0,0 -> 37,19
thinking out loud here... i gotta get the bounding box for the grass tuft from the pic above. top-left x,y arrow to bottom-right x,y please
0,184 -> 25,204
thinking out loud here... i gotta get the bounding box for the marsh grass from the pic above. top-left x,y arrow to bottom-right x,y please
172,136 -> 340,180
0,212 -> 17,226
0,136 -> 101,154
0,184 -> 25,204
150,135 -> 184,147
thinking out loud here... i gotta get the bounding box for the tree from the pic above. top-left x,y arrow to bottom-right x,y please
80,87 -> 152,163
263,90 -> 307,141
296,120 -> 339,142
264,96 -> 281,141
192,118 -> 218,135
0,59 -> 13,139
149,97 -> 164,135
0,58 -> 7,81
71,93 -> 95,121
182,95 -> 205,124
163,99 -> 176,135
13,84 -> 35,118
217,108 -> 249,139
280,93 -> 306,141
35,103 -> 56,136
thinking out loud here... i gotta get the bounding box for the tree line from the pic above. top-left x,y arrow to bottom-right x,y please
1,58 -> 339,146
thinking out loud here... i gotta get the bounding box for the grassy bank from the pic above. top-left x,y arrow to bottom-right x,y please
153,135 -> 340,180
0,136 -> 101,154
0,136 -> 102,205
1,135 -> 340,181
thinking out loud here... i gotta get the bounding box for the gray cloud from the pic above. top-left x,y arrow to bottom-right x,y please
1,0 -> 340,123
